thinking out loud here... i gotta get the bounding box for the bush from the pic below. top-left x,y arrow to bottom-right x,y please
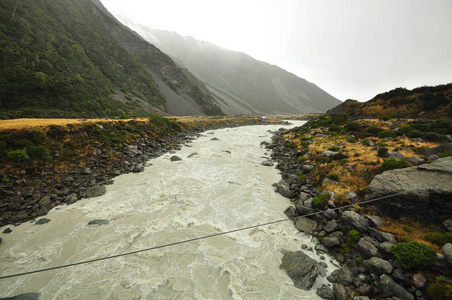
27,145 -> 50,160
328,146 -> 340,152
345,121 -> 361,132
379,130 -> 397,138
390,241 -> 437,269
380,158 -> 411,172
349,229 -> 360,242
377,147 -> 389,157
366,125 -> 382,136
7,150 -> 28,162
326,173 -> 339,181
328,124 -> 341,132
427,282 -> 452,300
312,193 -> 330,209
439,150 -> 452,158
424,232 -> 452,247
407,129 -> 423,138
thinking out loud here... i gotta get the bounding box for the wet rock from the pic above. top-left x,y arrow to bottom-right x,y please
294,217 -> 317,234
170,155 -> 182,161
210,137 -> 219,141
380,274 -> 414,300
342,211 -> 370,233
88,219 -> 110,226
0,293 -> 41,300
364,257 -> 393,274
280,250 -> 319,290
273,180 -> 293,198
34,218 -> 51,225
132,164 -> 144,173
284,206 -> 297,219
187,152 -> 198,158
3,228 -> 12,234
65,193 -> 78,204
317,284 -> 334,299
261,160 -> 274,166
85,186 -> 106,198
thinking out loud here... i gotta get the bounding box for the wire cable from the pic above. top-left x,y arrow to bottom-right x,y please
0,191 -> 407,280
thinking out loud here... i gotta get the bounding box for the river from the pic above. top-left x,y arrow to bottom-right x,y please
0,121 -> 336,299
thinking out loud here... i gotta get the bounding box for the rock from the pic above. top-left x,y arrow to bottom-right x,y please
363,257 -> 393,274
345,191 -> 358,203
357,283 -> 372,296
88,219 -> 110,226
365,215 -> 385,227
323,208 -> 337,220
3,228 -> 12,234
302,164 -> 315,174
187,152 -> 198,158
85,186 -> 106,198
170,156 -> 182,161
380,274 -> 414,300
333,283 -> 354,300
411,273 -> 427,289
280,251 -> 319,290
65,193 -> 78,204
274,180 -> 293,198
368,228 -> 397,244
322,178 -> 339,185
407,156 -> 425,166
341,211 -> 370,233
0,237 -> 2,244
295,217 -> 317,234
416,143 -> 452,157
428,154 -> 439,161
443,219 -> 452,231
357,237 -> 380,258
443,243 -> 452,264
34,218 -> 51,225
296,203 -> 314,215
366,157 -> 452,222
362,139 -> 374,147
299,192 -> 310,202
388,152 -> 406,160
337,265 -> 354,285
284,206 -> 297,219
322,150 -> 339,157
324,220 -> 340,233
0,293 -> 41,300
321,236 -> 340,248
317,284 -> 334,299
261,160 -> 274,166
210,137 -> 220,141
132,164 -> 144,173
379,242 -> 394,257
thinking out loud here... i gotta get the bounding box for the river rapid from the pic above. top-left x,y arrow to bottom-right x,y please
0,121 -> 336,299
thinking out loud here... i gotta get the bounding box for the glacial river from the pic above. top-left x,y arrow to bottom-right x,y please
0,121 -> 336,299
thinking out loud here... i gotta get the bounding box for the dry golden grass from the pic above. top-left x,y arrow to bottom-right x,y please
0,118 -> 125,130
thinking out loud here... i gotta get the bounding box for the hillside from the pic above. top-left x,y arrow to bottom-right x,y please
327,83 -> 452,119
118,17 -> 342,115
0,0 -> 222,118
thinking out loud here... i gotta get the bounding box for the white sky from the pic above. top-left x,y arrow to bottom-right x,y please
100,0 -> 452,101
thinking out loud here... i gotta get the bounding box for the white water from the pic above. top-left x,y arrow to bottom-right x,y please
0,121 -> 336,299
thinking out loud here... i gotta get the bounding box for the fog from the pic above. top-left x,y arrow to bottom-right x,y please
100,0 -> 452,101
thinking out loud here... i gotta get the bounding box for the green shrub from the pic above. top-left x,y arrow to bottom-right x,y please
377,147 -> 389,157
381,115 -> 390,121
7,150 -> 28,162
349,229 -> 360,242
328,146 -> 340,152
347,138 -> 355,143
439,150 -> 452,158
407,129 -> 423,138
326,173 -> 339,181
379,130 -> 397,138
366,125 -> 382,136
424,232 -> 452,247
427,282 -> 452,300
312,193 -> 330,209
345,121 -> 361,132
380,158 -> 411,172
287,142 -> 295,148
390,241 -> 437,269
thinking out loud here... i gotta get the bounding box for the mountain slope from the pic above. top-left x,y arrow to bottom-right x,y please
117,17 -> 342,115
0,0 -> 222,118
327,83 -> 452,119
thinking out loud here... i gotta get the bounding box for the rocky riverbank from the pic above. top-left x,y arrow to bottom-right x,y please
0,117 -> 279,228
267,128 -> 452,300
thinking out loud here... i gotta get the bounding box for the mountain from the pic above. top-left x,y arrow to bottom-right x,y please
117,17 -> 342,115
327,83 -> 452,119
0,0 -> 222,118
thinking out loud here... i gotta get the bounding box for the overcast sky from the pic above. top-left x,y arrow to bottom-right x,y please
100,0 -> 452,102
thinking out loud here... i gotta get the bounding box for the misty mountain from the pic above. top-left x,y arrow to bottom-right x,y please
118,17 -> 341,115
0,0 -> 222,118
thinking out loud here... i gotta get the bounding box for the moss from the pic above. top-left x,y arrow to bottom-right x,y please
312,193 -> 330,209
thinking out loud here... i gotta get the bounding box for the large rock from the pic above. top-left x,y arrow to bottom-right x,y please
380,274 -> 414,300
295,217 -> 317,234
333,283 -> 354,300
416,143 -> 452,157
341,211 -> 370,233
85,185 -> 106,198
357,237 -> 380,258
443,243 -> 452,264
280,251 -> 319,290
366,157 -> 452,222
274,180 -> 293,198
364,257 -> 393,275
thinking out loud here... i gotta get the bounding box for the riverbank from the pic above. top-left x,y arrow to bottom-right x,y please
268,116 -> 452,299
0,115 -> 284,227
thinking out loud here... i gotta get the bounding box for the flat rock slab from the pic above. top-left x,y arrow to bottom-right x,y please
367,157 -> 452,222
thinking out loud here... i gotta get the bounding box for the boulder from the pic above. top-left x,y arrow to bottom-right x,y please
317,284 -> 334,299
295,217 -> 317,234
364,257 -> 393,275
274,180 -> 293,198
322,150 -> 339,157
34,218 -> 51,225
380,274 -> 414,300
411,273 -> 427,289
321,236 -> 340,248
333,283 -> 354,300
88,219 -> 110,226
341,211 -> 370,233
261,160 -> 274,166
366,157 -> 452,222
324,220 -> 340,233
416,143 -> 452,157
345,191 -> 358,203
387,152 -> 406,160
132,164 -> 144,173
337,265 -> 354,285
170,156 -> 182,161
280,251 -> 319,290
65,193 -> 78,204
85,186 -> 106,198
407,156 -> 425,166
443,243 -> 452,264
365,215 -> 385,227
301,164 -> 315,174
357,237 -> 380,258
368,228 -> 397,244
443,219 -> 452,231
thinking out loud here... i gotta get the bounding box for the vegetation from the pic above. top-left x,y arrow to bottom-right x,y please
390,241 -> 437,269
311,193 -> 330,209
348,229 -> 360,242
424,232 -> 452,247
380,158 -> 411,172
